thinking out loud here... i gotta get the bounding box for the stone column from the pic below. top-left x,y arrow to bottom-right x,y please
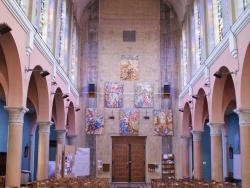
181,136 -> 190,178
208,122 -> 223,182
67,135 -> 77,146
55,129 -> 67,145
192,130 -> 203,179
36,121 -> 51,180
4,107 -> 28,188
234,108 -> 250,187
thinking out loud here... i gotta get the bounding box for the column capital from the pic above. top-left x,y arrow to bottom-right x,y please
4,106 -> 29,124
37,121 -> 52,134
67,134 -> 77,145
181,136 -> 190,144
207,122 -> 224,136
55,129 -> 67,140
234,107 -> 250,126
191,130 -> 203,141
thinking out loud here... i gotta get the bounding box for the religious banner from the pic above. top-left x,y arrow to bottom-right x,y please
104,82 -> 123,108
85,108 -> 104,135
153,109 -> 173,136
120,55 -> 139,80
135,82 -> 154,108
120,109 -> 139,135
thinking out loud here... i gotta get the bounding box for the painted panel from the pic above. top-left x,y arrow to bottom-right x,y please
85,108 -> 104,135
153,109 -> 173,136
120,55 -> 139,80
135,82 -> 153,108
120,109 -> 139,135
104,82 -> 123,108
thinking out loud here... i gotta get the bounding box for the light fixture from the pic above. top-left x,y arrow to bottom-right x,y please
144,110 -> 150,119
67,106 -> 80,112
25,67 -> 50,77
179,108 -> 184,112
51,92 -> 69,99
191,94 -> 208,100
109,110 -> 115,119
213,71 -> 236,79
0,22 -> 12,35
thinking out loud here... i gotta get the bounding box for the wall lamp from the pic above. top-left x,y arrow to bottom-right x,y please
51,92 -> 69,99
109,110 -> 115,119
25,67 -> 50,77
0,22 -> 12,35
191,94 -> 208,100
144,110 -> 150,119
179,108 -> 184,112
213,71 -> 236,79
67,106 -> 81,112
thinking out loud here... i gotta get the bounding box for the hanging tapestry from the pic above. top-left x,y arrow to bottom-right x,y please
135,82 -> 154,108
153,109 -> 173,136
85,108 -> 104,135
104,82 -> 123,108
120,109 -> 139,135
120,55 -> 139,80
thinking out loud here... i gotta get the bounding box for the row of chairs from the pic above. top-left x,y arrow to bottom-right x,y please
151,178 -> 237,188
26,177 -> 110,188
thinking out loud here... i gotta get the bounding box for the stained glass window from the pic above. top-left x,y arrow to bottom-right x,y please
194,0 -> 202,68
181,23 -> 188,88
70,24 -> 78,85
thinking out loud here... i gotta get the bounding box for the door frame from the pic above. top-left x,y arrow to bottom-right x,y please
111,136 -> 147,183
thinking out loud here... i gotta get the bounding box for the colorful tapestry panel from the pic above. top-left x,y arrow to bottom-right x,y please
120,55 -> 139,80
120,109 -> 139,135
85,108 -> 104,135
135,82 -> 154,108
153,109 -> 173,136
104,82 -> 123,108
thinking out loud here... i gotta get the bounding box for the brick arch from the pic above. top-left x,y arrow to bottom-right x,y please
26,65 -> 50,121
51,87 -> 66,130
193,88 -> 209,130
181,102 -> 192,137
67,101 -> 76,135
210,66 -> 232,122
0,33 -> 23,106
240,43 -> 250,107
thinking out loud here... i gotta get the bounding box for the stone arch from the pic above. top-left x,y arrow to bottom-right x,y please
0,33 -> 23,106
193,88 -> 209,130
26,65 -> 50,121
181,102 -> 192,137
240,43 -> 250,107
210,66 -> 234,122
51,87 -> 67,130
67,101 -> 76,135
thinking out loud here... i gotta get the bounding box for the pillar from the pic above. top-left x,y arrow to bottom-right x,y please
4,107 -> 28,188
67,135 -> 77,146
36,121 -> 51,180
234,108 -> 250,187
181,136 -> 190,178
55,129 -> 67,145
192,130 -> 203,179
208,122 -> 223,182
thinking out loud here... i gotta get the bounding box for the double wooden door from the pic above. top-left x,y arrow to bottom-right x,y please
112,136 -> 146,183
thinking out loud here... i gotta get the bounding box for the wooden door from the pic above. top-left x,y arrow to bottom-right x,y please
112,136 -> 146,183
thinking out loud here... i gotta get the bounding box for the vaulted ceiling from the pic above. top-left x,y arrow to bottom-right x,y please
72,0 -> 188,27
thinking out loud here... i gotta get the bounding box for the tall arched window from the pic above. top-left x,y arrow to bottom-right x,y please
70,24 -> 78,86
206,0 -> 215,54
58,0 -> 71,72
194,0 -> 202,68
181,23 -> 188,88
